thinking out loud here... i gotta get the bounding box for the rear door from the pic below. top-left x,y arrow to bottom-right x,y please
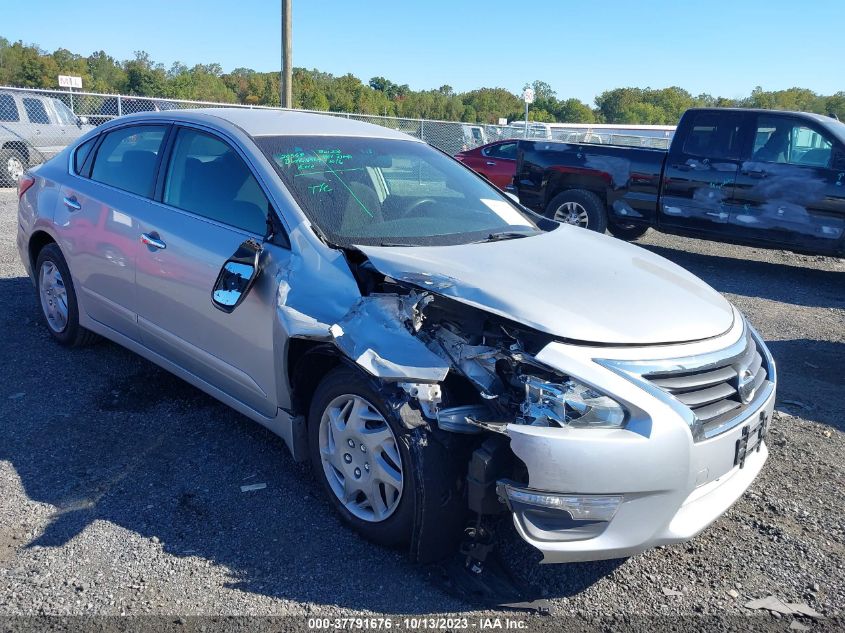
56,123 -> 170,340
132,125 -> 281,416
730,114 -> 845,254
659,110 -> 748,235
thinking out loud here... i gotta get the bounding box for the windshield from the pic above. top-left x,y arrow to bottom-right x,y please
256,135 -> 537,247
51,99 -> 78,125
825,118 -> 845,146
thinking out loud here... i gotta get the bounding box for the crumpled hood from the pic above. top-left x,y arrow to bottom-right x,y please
356,226 -> 734,345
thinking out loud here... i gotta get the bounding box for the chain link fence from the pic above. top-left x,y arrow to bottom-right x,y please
0,85 -> 673,183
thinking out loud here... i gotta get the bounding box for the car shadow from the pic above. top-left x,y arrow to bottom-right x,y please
766,338 -> 845,431
0,275 -> 614,613
639,243 -> 844,310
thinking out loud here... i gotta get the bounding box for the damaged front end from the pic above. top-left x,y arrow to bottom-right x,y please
321,250 -> 631,564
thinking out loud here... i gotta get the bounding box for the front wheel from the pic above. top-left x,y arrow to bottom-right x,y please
546,189 -> 608,233
308,367 -> 415,548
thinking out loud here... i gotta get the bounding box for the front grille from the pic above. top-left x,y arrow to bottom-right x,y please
644,331 -> 769,438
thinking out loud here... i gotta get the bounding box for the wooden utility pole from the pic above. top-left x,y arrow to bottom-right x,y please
281,0 -> 292,108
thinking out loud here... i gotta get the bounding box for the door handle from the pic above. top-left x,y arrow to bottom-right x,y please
63,196 -> 81,211
741,169 -> 768,179
672,163 -> 694,171
140,233 -> 166,250
486,161 -> 497,166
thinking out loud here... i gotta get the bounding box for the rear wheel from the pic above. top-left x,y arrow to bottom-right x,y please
607,222 -> 650,241
0,148 -> 26,186
35,244 -> 99,347
546,189 -> 608,232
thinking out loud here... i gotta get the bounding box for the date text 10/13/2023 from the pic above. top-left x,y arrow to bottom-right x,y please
307,617 -> 529,630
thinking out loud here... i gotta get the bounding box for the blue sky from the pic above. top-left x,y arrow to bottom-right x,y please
3,0 -> 842,104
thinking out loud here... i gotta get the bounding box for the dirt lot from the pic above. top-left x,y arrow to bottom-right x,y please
0,188 -> 842,629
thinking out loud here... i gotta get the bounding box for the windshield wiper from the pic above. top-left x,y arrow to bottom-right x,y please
378,241 -> 421,247
474,230 -> 537,243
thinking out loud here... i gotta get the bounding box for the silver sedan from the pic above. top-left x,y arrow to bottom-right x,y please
17,108 -> 775,565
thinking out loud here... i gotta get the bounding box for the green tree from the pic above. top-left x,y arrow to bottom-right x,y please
555,98 -> 596,123
123,51 -> 165,95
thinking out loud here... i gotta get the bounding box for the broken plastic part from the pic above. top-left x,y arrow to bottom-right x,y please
330,294 -> 449,382
399,382 -> 442,419
436,405 -> 489,434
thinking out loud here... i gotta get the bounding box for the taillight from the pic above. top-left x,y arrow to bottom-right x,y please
17,175 -> 35,198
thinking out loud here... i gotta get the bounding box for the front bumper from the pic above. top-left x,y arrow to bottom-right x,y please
501,312 -> 776,563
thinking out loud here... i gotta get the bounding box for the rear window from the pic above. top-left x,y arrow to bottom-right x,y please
74,137 -> 97,175
90,125 -> 167,197
682,112 -> 744,160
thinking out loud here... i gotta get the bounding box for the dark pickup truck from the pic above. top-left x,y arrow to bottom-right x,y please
514,108 -> 845,256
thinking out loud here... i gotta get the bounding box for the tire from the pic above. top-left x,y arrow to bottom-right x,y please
34,243 -> 99,347
308,366 -> 416,549
607,222 -> 650,241
546,189 -> 608,233
0,148 -> 26,186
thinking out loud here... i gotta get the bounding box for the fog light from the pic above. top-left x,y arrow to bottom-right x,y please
499,483 -> 622,522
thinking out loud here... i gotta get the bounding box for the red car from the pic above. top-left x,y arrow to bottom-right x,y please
455,140 -> 517,190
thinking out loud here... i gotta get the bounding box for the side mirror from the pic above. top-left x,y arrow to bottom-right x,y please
78,116 -> 89,126
212,239 -> 263,313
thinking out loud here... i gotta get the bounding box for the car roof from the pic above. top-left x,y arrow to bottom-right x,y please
112,107 -> 424,142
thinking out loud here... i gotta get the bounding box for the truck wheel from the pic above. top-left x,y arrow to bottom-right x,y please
308,366 -> 416,549
0,148 -> 26,186
607,222 -> 650,241
546,190 -> 608,232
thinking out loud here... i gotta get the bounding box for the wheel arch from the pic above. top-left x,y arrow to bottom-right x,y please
28,230 -> 57,273
544,171 -> 609,209
2,141 -> 30,164
287,339 -> 344,418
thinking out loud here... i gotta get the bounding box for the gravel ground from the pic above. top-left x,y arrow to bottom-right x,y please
0,188 -> 842,629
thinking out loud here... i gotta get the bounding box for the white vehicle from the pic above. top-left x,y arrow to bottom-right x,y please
0,90 -> 94,184
506,121 -> 553,139
17,108 -> 775,565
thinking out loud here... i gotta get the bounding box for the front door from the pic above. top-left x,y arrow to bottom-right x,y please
659,110 -> 747,235
133,125 -> 282,417
480,141 -> 517,189
730,114 -> 845,254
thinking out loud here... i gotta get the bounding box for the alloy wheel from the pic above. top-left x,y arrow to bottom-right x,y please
554,201 -> 589,227
318,394 -> 404,522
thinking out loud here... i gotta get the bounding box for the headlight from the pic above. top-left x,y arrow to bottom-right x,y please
521,375 -> 627,428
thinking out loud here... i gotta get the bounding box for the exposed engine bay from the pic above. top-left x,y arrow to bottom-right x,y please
339,249 -> 625,437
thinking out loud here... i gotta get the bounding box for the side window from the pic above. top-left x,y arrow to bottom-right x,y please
90,125 -> 167,197
752,116 -> 833,167
0,94 -> 19,122
74,137 -> 98,175
682,112 -> 743,159
23,98 -> 49,124
487,142 -> 517,160
163,128 -> 269,235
